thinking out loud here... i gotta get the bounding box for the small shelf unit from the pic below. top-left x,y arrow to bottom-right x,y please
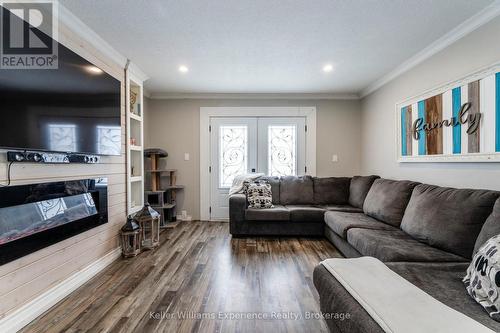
126,66 -> 148,215
145,151 -> 184,228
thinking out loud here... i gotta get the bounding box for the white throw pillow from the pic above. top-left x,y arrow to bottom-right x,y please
244,181 -> 274,209
464,234 -> 500,321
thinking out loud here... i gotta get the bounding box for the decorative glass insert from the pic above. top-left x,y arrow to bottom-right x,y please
268,125 -> 296,177
219,126 -> 247,188
97,126 -> 121,155
48,124 -> 76,152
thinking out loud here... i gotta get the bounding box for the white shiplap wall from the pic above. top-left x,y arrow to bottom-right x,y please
0,12 -> 128,320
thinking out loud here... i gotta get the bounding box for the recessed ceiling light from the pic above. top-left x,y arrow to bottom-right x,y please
179,65 -> 189,73
323,64 -> 333,73
85,65 -> 103,74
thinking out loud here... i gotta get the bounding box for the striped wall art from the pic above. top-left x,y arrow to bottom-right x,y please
397,65 -> 500,162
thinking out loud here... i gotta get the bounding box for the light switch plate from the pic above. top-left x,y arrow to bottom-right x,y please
184,153 -> 190,161
332,154 -> 339,162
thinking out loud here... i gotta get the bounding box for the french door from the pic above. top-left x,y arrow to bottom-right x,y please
210,117 -> 306,220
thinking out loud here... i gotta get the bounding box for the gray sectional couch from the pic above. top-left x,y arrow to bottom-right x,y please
229,175 -> 378,236
229,175 -> 500,332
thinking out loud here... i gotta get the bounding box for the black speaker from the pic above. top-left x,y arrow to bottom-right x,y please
68,154 -> 100,164
7,151 -> 100,164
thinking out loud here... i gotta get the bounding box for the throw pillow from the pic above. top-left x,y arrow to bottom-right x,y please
245,181 -> 274,209
464,234 -> 500,321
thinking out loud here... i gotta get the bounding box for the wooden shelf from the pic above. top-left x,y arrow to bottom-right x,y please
164,185 -> 184,190
130,176 -> 143,182
130,205 -> 142,214
152,203 -> 176,209
146,169 -> 177,173
129,113 -> 142,121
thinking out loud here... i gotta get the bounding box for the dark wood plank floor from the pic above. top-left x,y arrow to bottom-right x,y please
21,221 -> 342,333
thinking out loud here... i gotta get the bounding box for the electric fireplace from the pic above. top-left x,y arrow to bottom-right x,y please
0,178 -> 108,265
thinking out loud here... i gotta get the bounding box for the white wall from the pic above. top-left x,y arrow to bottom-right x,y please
360,16 -> 500,190
144,98 -> 362,219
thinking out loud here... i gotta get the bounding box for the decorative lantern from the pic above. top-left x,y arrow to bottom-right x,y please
135,203 -> 160,249
120,215 -> 141,257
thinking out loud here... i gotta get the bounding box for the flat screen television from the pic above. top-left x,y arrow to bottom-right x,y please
0,18 -> 122,155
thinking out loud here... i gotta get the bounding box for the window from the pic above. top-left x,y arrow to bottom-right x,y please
268,125 -> 296,177
219,126 -> 247,187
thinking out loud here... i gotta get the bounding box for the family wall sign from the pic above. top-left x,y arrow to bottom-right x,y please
396,63 -> 500,162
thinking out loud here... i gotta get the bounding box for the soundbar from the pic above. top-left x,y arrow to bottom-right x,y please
7,151 -> 100,164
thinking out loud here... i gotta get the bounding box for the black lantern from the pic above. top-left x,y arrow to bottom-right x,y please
120,215 -> 141,257
135,203 -> 160,249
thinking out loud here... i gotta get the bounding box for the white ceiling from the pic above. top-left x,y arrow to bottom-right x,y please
60,0 -> 495,96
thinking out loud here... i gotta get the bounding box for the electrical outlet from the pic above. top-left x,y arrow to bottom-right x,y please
332,154 -> 339,162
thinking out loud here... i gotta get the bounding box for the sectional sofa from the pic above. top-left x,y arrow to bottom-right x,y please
229,175 -> 378,236
229,175 -> 500,332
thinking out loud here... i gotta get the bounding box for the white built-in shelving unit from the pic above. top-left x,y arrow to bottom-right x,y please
126,66 -> 148,214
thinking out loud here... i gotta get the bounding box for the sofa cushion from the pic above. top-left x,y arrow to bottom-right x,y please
346,228 -> 468,262
474,198 -> 500,256
313,177 -> 350,205
256,176 -> 280,204
319,204 -> 363,213
348,175 -> 380,208
245,205 -> 289,221
279,175 -> 314,205
324,211 -> 397,239
387,262 -> 500,332
363,178 -> 420,227
401,184 -> 499,259
286,205 -> 325,222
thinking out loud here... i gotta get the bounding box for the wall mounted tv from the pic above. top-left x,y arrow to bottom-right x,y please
0,20 -> 122,155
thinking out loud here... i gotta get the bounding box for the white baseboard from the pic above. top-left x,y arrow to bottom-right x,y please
0,248 -> 121,333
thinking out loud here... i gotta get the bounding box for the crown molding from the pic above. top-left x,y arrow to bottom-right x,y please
58,3 -> 148,81
360,0 -> 500,98
128,62 -> 149,82
149,92 -> 360,100
58,3 -> 127,67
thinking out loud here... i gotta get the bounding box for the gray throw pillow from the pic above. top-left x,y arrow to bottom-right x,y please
348,175 -> 380,208
464,234 -> 500,322
313,177 -> 351,205
363,179 -> 420,227
401,184 -> 499,259
245,181 -> 274,209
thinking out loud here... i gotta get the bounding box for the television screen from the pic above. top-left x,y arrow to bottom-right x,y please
0,33 -> 122,155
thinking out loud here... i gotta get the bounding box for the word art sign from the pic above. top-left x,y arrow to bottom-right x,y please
397,64 -> 500,162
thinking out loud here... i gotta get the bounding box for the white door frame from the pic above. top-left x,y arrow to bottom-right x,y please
200,106 -> 317,221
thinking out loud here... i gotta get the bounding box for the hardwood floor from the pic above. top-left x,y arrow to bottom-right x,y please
21,221 -> 342,333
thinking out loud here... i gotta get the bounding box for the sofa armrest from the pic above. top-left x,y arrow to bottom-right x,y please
229,194 -> 247,234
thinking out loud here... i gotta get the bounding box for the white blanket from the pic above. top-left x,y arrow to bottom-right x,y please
228,173 -> 265,195
321,257 -> 493,333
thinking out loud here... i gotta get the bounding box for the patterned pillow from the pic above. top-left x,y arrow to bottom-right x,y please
244,181 -> 274,209
464,234 -> 500,321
